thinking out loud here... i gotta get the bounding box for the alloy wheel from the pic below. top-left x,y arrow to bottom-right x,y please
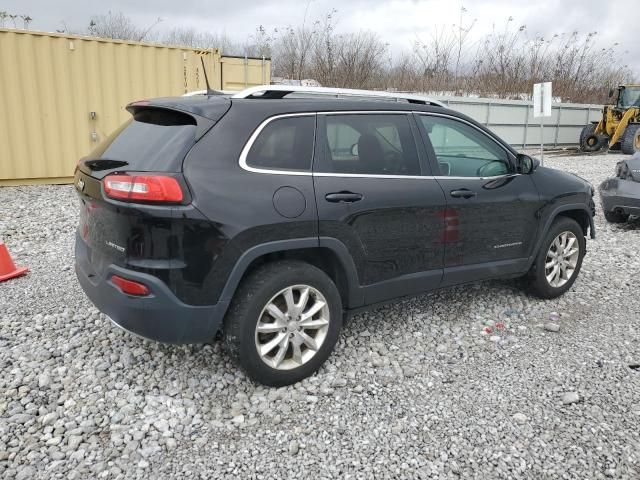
254,285 -> 330,370
544,231 -> 580,288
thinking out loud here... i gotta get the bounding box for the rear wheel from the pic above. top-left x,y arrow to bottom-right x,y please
579,123 -> 596,150
582,133 -> 607,152
527,217 -> 585,299
621,124 -> 640,155
223,260 -> 342,387
604,210 -> 630,223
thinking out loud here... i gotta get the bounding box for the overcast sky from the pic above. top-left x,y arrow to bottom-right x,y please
4,0 -> 639,72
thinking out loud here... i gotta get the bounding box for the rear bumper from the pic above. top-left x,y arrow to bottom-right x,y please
75,234 -> 226,344
599,178 -> 640,216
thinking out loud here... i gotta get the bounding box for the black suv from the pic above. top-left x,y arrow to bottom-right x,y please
74,87 -> 596,386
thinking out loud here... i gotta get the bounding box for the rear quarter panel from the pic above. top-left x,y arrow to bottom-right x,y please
182,105 -> 318,305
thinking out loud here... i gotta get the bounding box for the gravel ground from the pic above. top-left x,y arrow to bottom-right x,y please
1,152 -> 639,480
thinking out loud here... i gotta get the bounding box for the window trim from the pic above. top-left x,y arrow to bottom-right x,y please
239,113 -> 316,176
237,110 -> 518,181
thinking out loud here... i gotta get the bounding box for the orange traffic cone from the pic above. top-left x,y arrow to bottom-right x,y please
0,241 -> 28,282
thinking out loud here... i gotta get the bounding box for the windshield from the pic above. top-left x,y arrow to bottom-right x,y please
618,87 -> 640,108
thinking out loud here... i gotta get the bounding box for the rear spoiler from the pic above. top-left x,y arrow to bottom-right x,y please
125,103 -> 212,141
126,97 -> 231,141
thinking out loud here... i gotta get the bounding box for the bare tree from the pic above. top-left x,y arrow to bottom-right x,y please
332,32 -> 387,88
71,9 -> 635,103
271,3 -> 322,81
454,6 -> 476,88
414,26 -> 457,91
244,25 -> 276,58
20,14 -> 33,29
162,27 -> 241,54
88,11 -> 162,42
309,9 -> 339,85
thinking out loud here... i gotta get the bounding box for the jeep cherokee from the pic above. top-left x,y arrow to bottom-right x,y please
74,86 -> 596,386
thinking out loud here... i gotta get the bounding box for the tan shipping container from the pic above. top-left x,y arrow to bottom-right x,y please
0,29 -> 270,185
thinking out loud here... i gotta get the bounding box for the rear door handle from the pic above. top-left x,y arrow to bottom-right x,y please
450,189 -> 476,199
325,192 -> 363,203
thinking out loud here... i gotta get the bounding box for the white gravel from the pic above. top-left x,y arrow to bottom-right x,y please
1,153 -> 639,479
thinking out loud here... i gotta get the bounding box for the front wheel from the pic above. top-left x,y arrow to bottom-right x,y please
223,260 -> 342,387
621,124 -> 640,155
527,217 -> 586,299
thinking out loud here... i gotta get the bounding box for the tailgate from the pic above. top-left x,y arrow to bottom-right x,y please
75,170 -> 131,279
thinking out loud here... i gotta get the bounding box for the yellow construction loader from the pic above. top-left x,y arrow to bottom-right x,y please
580,84 -> 640,154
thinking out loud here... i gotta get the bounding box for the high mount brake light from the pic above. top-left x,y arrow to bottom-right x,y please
103,174 -> 184,203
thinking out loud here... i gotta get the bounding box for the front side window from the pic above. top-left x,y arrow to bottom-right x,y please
321,114 -> 420,176
419,115 -> 511,177
245,115 -> 315,171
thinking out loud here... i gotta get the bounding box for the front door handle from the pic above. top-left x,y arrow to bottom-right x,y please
325,192 -> 363,203
450,189 -> 476,199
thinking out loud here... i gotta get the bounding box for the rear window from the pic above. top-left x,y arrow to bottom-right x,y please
245,115 -> 315,171
88,108 -> 197,172
320,114 -> 420,175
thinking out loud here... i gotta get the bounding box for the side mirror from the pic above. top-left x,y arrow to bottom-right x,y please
516,153 -> 538,174
350,143 -> 359,157
608,88 -> 614,98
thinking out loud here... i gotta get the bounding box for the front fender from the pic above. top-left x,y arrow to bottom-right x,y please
527,203 -> 595,269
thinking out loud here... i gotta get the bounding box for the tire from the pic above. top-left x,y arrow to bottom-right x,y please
604,210 -> 630,223
621,124 -> 640,155
527,217 -> 586,299
223,260 -> 342,387
579,123 -> 596,150
582,133 -> 607,152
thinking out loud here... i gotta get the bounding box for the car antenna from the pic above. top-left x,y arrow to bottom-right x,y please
200,57 -> 214,95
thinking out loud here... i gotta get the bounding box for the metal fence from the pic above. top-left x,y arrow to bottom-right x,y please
434,96 -> 602,148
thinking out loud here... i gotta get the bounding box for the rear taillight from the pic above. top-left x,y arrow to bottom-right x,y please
103,174 -> 184,203
111,275 -> 150,296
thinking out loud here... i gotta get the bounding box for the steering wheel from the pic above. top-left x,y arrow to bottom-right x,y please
477,160 -> 507,177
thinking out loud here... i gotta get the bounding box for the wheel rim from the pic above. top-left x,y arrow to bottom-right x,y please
254,285 -> 330,371
544,231 -> 580,288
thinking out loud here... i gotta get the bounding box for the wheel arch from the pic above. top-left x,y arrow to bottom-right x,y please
528,204 -> 595,269
218,238 -> 363,320
555,208 -> 593,238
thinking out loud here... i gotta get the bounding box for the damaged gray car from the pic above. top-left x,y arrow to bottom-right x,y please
600,153 -> 640,223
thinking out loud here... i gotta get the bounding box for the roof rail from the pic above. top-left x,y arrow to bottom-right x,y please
231,85 -> 445,107
182,89 -> 233,97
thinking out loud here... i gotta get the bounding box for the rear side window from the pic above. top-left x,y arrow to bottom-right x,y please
89,108 -> 197,172
320,114 -> 420,175
245,116 -> 315,171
